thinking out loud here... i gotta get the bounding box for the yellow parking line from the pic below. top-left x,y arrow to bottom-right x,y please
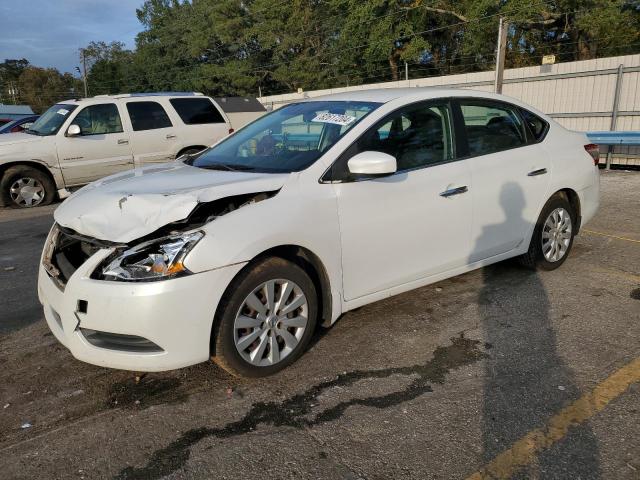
465,356 -> 640,480
582,229 -> 640,244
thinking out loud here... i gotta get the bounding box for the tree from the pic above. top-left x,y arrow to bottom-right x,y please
78,0 -> 640,97
17,67 -> 81,113
81,41 -> 135,95
0,59 -> 30,104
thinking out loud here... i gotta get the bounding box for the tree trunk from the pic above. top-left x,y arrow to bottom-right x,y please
389,55 -> 399,81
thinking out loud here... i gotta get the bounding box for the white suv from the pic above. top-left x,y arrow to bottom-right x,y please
0,93 -> 233,208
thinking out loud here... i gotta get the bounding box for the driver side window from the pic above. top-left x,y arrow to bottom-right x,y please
73,104 -> 123,135
326,101 -> 455,181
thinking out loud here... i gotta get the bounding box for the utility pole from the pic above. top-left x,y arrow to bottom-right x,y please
494,17 -> 509,94
80,50 -> 88,97
8,82 -> 17,104
606,63 -> 625,170
258,85 -> 262,99
405,62 -> 409,81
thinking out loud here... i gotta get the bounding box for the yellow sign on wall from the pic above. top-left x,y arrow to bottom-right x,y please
542,55 -> 556,65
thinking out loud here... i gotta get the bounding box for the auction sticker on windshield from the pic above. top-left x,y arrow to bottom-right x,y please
56,109 -> 69,115
312,112 -> 356,126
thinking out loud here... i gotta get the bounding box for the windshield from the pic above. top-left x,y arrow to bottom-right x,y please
189,101 -> 380,173
26,104 -> 77,136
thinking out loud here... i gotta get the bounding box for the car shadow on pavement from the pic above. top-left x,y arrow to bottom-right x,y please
475,183 -> 601,478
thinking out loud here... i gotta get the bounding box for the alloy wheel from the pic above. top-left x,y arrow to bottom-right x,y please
541,207 -> 572,262
233,279 -> 309,366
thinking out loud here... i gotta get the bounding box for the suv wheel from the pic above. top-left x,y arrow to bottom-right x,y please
1,165 -> 56,208
212,257 -> 318,377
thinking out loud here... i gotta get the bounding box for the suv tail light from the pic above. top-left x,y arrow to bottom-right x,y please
584,144 -> 600,165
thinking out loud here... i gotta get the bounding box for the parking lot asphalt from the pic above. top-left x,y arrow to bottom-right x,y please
0,171 -> 639,480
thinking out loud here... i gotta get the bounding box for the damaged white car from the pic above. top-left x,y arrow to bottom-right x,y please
38,88 -> 600,377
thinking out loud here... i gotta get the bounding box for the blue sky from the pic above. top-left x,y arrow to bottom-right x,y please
0,0 -> 143,74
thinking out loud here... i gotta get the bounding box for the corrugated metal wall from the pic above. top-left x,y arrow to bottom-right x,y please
259,54 -> 640,165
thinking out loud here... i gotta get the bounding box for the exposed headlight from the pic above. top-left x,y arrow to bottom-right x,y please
95,231 -> 204,281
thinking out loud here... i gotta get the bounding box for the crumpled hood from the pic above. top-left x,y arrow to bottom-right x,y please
54,162 -> 289,243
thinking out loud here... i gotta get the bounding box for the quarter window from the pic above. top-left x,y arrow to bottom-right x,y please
520,108 -> 548,141
126,101 -> 173,131
169,98 -> 225,124
459,102 -> 526,156
72,104 -> 123,135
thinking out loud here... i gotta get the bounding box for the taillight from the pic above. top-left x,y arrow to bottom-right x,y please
584,144 -> 600,165
228,128 -> 234,134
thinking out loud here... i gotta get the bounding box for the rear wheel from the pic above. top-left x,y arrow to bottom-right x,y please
212,257 -> 318,377
0,165 -> 56,208
519,193 -> 575,270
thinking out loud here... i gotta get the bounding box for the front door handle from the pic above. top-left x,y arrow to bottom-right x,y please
117,139 -> 129,145
166,134 -> 177,140
528,168 -> 547,176
439,186 -> 468,197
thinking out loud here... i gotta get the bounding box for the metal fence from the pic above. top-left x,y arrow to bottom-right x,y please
259,54 -> 640,166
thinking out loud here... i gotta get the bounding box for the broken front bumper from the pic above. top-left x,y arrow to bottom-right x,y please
37,249 -> 245,372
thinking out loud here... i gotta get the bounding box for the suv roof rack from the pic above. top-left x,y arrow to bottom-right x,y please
125,92 -> 203,98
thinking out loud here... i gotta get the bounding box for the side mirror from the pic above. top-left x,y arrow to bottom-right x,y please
347,151 -> 397,177
67,124 -> 81,137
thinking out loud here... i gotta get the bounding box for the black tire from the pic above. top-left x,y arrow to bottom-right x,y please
212,257 -> 318,377
518,193 -> 576,271
0,165 -> 56,208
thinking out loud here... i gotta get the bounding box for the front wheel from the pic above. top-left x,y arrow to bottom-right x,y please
0,165 -> 56,208
519,193 -> 575,270
212,257 -> 318,377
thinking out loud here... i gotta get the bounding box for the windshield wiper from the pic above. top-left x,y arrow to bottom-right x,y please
24,129 -> 41,136
198,163 -> 256,172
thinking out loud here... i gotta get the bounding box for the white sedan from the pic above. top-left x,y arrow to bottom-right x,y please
38,88 -> 600,377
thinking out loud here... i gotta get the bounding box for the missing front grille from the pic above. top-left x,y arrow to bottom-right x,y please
49,229 -> 102,285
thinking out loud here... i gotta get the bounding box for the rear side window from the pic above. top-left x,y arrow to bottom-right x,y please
459,101 -> 526,156
519,108 -> 548,141
169,98 -> 225,124
126,101 -> 172,131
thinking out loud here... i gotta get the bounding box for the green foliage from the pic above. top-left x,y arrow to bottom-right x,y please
16,67 -> 82,113
58,0 -> 640,98
0,59 -> 30,104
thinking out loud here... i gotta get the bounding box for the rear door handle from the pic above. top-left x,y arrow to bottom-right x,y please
439,186 -> 468,197
117,139 -> 129,145
528,168 -> 547,176
166,134 -> 177,139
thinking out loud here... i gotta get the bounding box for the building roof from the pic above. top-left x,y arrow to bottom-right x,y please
213,97 -> 266,113
0,104 -> 34,115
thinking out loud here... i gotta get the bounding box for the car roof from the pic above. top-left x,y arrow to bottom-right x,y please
303,87 -> 519,104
